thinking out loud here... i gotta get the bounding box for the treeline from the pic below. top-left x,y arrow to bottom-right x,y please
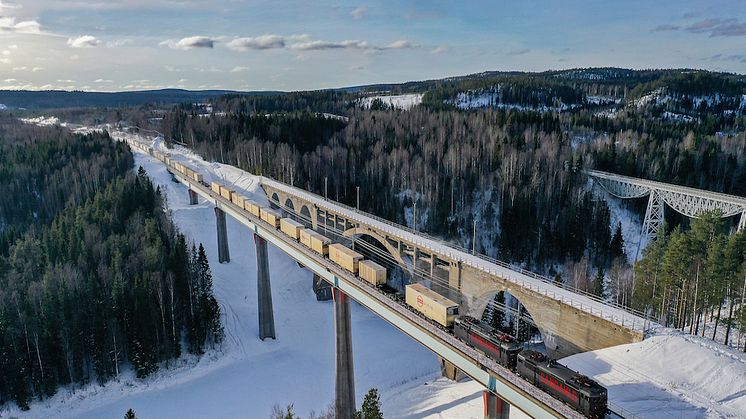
0,119 -> 132,253
633,213 -> 746,350
0,169 -> 222,409
161,106 -> 625,273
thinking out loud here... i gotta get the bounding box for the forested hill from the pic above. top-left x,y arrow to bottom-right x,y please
153,68 -> 745,306
0,121 -> 222,410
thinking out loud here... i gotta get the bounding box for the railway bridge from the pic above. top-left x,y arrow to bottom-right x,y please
262,179 -> 648,360
586,169 -> 746,243
122,132 -> 649,419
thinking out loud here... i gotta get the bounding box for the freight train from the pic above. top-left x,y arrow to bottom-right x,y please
125,138 -> 608,418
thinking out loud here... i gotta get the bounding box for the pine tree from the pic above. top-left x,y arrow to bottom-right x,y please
609,222 -> 626,260
124,408 -> 137,419
593,268 -> 606,299
355,388 -> 384,419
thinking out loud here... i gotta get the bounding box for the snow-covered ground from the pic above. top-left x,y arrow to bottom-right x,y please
358,93 -> 423,110
564,328 -> 746,418
1,129 -> 491,419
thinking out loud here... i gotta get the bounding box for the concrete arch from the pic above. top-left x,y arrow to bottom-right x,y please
271,192 -> 280,204
342,227 -> 411,273
471,289 -> 545,349
284,198 -> 295,211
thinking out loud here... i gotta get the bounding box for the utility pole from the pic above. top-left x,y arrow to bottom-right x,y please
413,201 -> 417,232
472,219 -> 477,255
324,177 -> 328,201
356,186 -> 360,211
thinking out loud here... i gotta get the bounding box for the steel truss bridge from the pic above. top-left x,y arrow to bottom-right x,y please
586,169 -> 746,242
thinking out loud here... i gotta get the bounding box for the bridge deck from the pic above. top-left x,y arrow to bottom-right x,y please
261,177 -> 651,334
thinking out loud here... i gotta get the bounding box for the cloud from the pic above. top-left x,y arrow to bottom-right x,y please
351,6 -> 367,19
290,39 -> 369,50
106,39 -> 132,48
0,57 -> 10,64
230,66 -> 250,73
0,17 -> 42,34
384,40 -> 415,49
431,45 -> 448,54
227,35 -> 285,51
0,1 -> 22,9
652,24 -> 680,32
162,36 -> 216,50
94,78 -> 113,83
507,48 -> 530,56
32,66 -> 43,72
685,18 -> 746,37
67,35 -> 100,48
350,64 -> 365,71
702,53 -> 746,63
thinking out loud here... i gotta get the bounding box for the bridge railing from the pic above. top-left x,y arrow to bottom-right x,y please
262,177 -> 653,334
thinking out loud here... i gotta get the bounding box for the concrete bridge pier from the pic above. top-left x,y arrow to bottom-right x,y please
333,287 -> 355,419
438,356 -> 467,381
254,234 -> 276,340
188,189 -> 198,205
483,391 -> 509,419
215,207 -> 230,263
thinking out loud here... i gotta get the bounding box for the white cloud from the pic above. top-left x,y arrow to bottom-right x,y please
290,39 -> 370,50
164,65 -> 182,72
351,6 -> 367,19
162,36 -> 216,50
0,57 -> 10,64
0,17 -> 42,34
68,35 -> 100,48
94,78 -> 113,83
12,66 -> 26,70
2,50 -> 10,55
383,40 -> 415,49
227,35 -> 285,51
230,66 -> 250,73
32,66 -> 43,72
3,78 -> 17,82
431,45 -> 448,54
0,1 -> 22,9
106,39 -> 132,48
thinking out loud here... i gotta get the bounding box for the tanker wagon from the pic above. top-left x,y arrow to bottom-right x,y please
260,208 -> 282,228
329,243 -> 363,274
280,218 -> 304,240
405,283 -> 459,328
359,260 -> 386,286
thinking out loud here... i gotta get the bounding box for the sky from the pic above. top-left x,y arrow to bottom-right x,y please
1,0 -> 745,92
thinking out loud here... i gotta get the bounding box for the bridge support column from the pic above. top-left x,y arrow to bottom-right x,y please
333,288 -> 355,419
254,234 -> 276,340
215,207 -> 230,263
642,190 -> 665,241
438,356 -> 466,381
483,391 -> 509,419
739,211 -> 746,232
188,189 -> 198,205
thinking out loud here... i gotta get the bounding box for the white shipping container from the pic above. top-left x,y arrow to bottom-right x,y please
280,218 -> 304,240
329,243 -> 363,274
405,283 -> 459,327
359,260 -> 386,286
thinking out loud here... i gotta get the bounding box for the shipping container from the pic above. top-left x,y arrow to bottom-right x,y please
245,200 -> 261,217
359,260 -> 386,286
231,193 -> 245,208
300,228 -> 314,248
219,185 -> 233,201
280,218 -> 304,240
405,283 -> 459,327
260,208 -> 282,227
329,243 -> 363,274
192,172 -> 203,183
310,232 -> 331,256
211,182 -> 221,194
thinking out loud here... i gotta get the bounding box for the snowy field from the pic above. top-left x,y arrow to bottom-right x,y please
358,94 -> 423,110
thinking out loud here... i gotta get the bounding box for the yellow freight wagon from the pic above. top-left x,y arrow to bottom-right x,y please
329,243 -> 363,274
359,260 -> 386,286
405,283 -> 459,327
231,193 -> 245,208
192,172 -> 203,183
300,228 -> 314,248
310,232 -> 331,256
280,218 -> 304,240
245,200 -> 261,217
219,186 -> 233,201
260,208 -> 282,227
211,182 -> 221,194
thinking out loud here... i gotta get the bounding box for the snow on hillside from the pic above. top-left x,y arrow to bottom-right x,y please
563,328 -> 746,418
448,89 -> 581,112
358,93 -> 423,110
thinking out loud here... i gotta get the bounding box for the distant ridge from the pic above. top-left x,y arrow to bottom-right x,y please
0,88 -> 281,109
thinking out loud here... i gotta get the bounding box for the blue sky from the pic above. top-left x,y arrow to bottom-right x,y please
1,0 -> 745,91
